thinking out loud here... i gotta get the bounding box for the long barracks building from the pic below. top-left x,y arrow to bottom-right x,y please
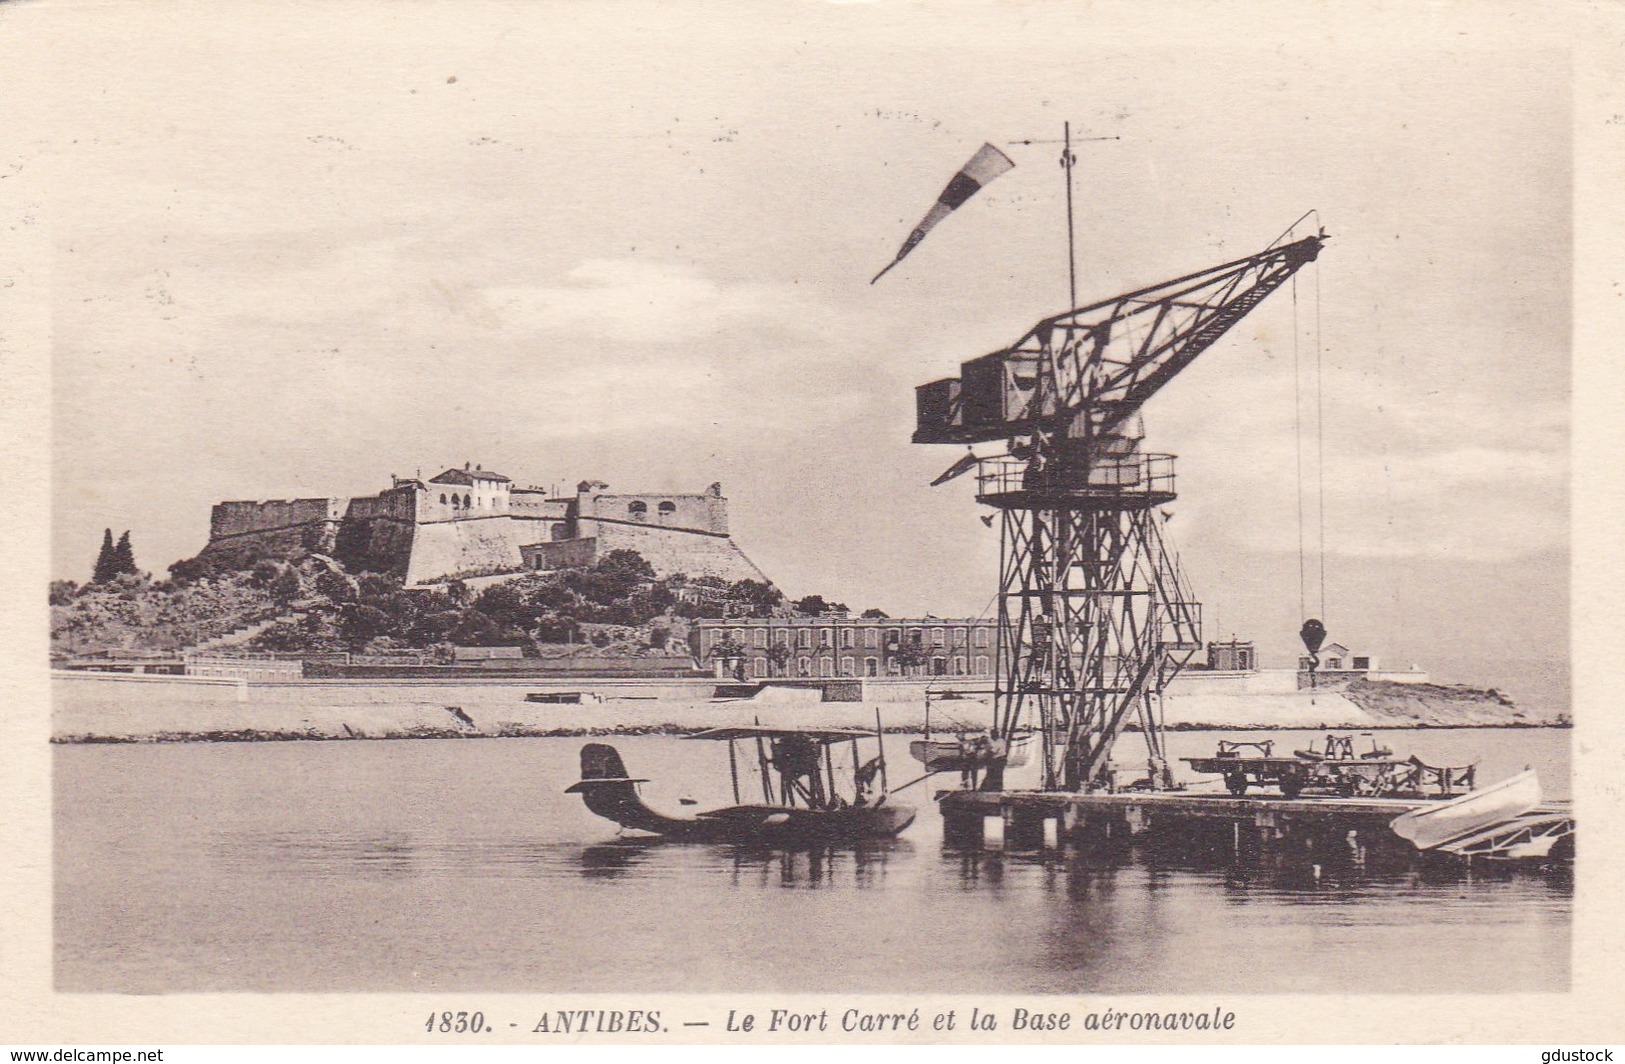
690,616 -> 996,679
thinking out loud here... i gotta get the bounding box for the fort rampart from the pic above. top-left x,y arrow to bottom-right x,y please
195,470 -> 768,587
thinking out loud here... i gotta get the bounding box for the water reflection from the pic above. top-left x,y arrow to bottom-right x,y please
577,839 -> 662,879
727,839 -> 907,890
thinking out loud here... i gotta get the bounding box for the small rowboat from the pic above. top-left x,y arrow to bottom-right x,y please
909,733 -> 1033,773
1390,768 -> 1542,850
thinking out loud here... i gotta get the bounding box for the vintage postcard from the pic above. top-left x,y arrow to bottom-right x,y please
4,0 -> 1623,1051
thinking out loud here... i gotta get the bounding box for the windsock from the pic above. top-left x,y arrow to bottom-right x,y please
872,143 -> 1014,284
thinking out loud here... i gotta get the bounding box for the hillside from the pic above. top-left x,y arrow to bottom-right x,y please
51,548 -> 814,662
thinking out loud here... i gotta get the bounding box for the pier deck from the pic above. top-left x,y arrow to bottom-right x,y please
936,787 -> 1568,861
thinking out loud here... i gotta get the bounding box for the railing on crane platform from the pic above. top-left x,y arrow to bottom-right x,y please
974,453 -> 1178,508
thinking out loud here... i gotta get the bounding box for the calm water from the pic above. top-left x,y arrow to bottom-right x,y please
54,728 -> 1571,994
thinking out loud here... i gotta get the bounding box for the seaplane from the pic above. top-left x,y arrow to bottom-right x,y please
566,723 -> 916,843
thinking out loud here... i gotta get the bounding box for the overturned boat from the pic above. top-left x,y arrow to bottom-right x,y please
1390,767 -> 1543,850
566,725 -> 916,844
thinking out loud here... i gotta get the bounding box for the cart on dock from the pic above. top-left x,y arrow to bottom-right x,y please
1182,737 -> 1476,800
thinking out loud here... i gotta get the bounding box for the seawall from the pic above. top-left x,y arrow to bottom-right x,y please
52,669 -> 1551,743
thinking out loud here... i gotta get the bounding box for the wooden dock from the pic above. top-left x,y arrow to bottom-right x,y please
939,788 -> 1482,861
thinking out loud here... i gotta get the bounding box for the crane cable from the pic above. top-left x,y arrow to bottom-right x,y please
1291,221 -> 1329,626
1292,273 -> 1307,621
1315,255 -> 1327,622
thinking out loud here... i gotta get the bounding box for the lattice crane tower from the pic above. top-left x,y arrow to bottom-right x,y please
914,233 -> 1327,792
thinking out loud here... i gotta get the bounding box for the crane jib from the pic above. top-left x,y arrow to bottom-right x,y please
912,232 -> 1327,448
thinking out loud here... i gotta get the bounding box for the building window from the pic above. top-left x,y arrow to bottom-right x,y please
885,629 -> 900,647
440,493 -> 448,505
864,629 -> 877,648
1239,650 -> 1253,670
932,657 -> 947,676
840,629 -> 853,648
819,658 -> 833,677
753,658 -> 767,678
974,628 -> 989,647
799,629 -> 812,648
841,656 -> 855,676
910,630 -> 923,645
953,657 -> 966,675
932,627 -> 946,646
798,657 -> 811,676
754,629 -> 767,648
658,501 -> 676,519
975,656 -> 990,675
1327,657 -> 1342,669
1352,656 -> 1370,670
865,659 -> 878,677
628,501 -> 647,521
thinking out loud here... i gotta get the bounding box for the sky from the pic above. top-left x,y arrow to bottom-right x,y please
25,3 -> 1572,697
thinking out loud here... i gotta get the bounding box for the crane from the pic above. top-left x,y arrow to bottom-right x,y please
913,230 -> 1327,792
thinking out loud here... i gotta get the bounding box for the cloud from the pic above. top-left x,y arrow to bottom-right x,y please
477,259 -> 831,346
1152,352 -> 1568,563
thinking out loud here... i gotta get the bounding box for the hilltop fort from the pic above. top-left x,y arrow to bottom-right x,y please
196,465 -> 768,587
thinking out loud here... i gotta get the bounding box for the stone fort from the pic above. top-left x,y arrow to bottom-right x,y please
200,466 -> 769,587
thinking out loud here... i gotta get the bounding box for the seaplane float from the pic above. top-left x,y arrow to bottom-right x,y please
566,724 -> 916,844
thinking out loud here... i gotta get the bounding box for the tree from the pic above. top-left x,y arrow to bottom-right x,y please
338,603 -> 393,649
861,608 -> 889,619
270,566 -> 303,602
794,594 -> 830,616
597,549 -> 656,584
92,529 -> 117,584
49,580 -> 79,606
252,622 -> 309,653
894,639 -> 927,674
766,639 -> 792,676
709,634 -> 748,680
725,579 -> 783,618
111,531 -> 139,577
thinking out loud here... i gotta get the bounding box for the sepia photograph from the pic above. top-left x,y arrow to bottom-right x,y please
6,0 -> 1623,1049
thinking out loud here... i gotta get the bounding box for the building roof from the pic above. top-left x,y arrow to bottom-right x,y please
431,467 -> 512,485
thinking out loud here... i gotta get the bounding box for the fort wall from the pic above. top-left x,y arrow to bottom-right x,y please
403,515 -> 526,585
593,520 -> 767,583
209,498 -> 348,540
578,482 -> 729,536
520,536 -> 598,571
200,498 -> 348,564
333,492 -> 419,577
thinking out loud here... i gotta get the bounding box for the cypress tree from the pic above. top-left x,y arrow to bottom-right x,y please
112,530 -> 138,577
92,529 -> 117,583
